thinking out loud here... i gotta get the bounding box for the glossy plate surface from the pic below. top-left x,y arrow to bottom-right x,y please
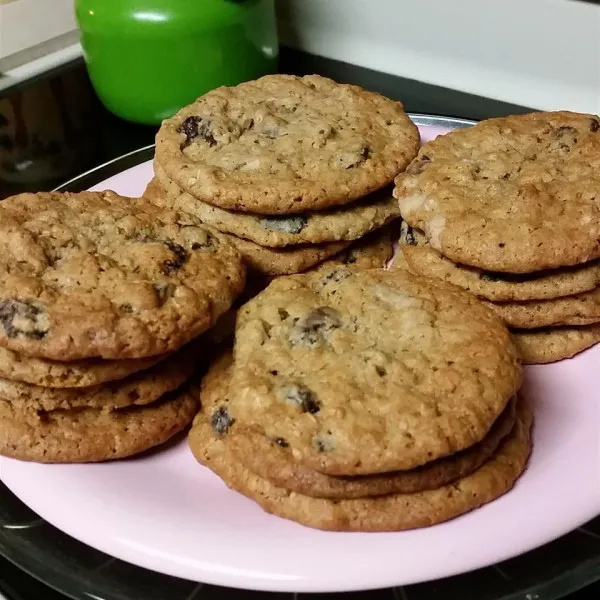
1,118 -> 599,594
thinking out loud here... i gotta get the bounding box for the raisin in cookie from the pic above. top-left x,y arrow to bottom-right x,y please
152,169 -> 401,247
155,74 -> 419,215
0,388 -> 197,463
395,111 -> 600,273
198,351 -> 517,499
0,191 -> 246,360
512,324 -> 600,364
399,222 -> 600,301
229,267 -> 522,476
484,287 -> 600,328
0,348 -> 194,411
189,393 -> 532,531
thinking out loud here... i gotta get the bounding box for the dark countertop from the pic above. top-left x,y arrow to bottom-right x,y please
0,47 -> 532,200
0,47 -> 598,600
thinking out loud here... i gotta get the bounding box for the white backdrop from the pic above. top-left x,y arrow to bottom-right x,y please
277,0 -> 600,114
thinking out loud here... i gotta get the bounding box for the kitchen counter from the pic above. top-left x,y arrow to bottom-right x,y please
0,47 -> 598,600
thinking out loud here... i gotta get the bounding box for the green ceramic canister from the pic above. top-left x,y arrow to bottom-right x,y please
76,0 -> 278,125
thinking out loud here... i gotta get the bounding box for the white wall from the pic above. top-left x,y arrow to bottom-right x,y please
277,0 -> 600,114
0,0 -> 77,67
0,0 -> 598,114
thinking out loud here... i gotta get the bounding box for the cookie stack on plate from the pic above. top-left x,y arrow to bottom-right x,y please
394,111 -> 600,364
189,267 -> 532,532
150,74 -> 420,277
0,190 -> 246,463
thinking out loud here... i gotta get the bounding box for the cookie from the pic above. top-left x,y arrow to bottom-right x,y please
399,222 -> 600,301
143,177 -> 350,275
0,348 -> 194,411
152,169 -> 401,247
512,325 -> 600,364
0,191 -> 246,360
0,346 -> 163,388
189,395 -> 532,532
484,286 -> 600,329
224,234 -> 350,276
155,74 -> 420,215
229,267 -> 522,475
0,388 -> 198,463
316,224 -> 395,272
394,111 -> 600,273
199,351 -> 517,499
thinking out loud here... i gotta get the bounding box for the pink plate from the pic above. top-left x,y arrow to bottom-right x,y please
1,122 -> 599,593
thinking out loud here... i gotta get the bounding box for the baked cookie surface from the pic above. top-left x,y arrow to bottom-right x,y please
189,390 -> 532,532
0,389 -> 197,463
0,191 -> 246,360
143,175 -> 352,275
513,324 -> 600,364
484,287 -> 600,329
155,74 -> 420,214
153,169 -> 401,247
229,267 -> 522,475
315,225 -> 395,272
399,222 -> 600,301
0,349 -> 194,411
0,345 -> 163,388
395,111 -> 600,273
199,351 -> 517,499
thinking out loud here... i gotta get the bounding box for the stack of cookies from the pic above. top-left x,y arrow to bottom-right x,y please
0,190 -> 246,463
189,267 -> 533,532
394,111 -> 600,364
149,75 -> 420,277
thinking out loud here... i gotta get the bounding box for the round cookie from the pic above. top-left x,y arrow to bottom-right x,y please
512,324 -> 600,364
0,346 -> 163,388
484,286 -> 600,329
199,351 -> 517,499
222,233 -> 350,276
394,111 -> 600,273
0,349 -> 195,411
0,190 -> 246,360
399,222 -> 600,301
0,389 -> 198,463
229,267 -> 522,476
189,395 -> 533,532
153,168 -> 401,247
155,74 -> 420,215
315,224 -> 395,272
